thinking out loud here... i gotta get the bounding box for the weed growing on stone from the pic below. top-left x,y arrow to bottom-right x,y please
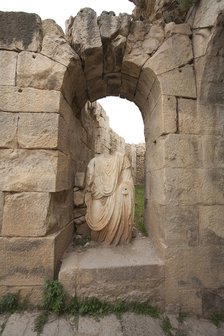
34,311 -> 49,336
134,185 -> 147,236
0,292 -> 27,314
42,279 -> 66,315
67,296 -> 160,319
161,315 -> 173,336
209,312 -> 224,327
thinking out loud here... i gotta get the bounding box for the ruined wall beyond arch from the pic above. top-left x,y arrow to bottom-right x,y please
0,0 -> 223,315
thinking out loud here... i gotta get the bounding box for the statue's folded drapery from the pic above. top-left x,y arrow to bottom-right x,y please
85,152 -> 134,246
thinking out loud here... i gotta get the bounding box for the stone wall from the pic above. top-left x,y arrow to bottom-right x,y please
0,0 -> 223,315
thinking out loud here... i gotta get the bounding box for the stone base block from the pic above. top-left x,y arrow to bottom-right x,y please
0,223 -> 73,287
59,238 -> 165,308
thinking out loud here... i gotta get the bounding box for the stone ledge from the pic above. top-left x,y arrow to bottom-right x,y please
59,238 -> 165,307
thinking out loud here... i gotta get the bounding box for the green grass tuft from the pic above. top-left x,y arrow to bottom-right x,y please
161,315 -> 173,336
0,292 -> 28,314
209,313 -> 224,327
42,280 -> 66,315
134,186 -> 147,236
34,311 -> 49,336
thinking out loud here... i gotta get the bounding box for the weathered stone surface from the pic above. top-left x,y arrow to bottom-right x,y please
165,22 -> 192,37
79,315 -> 123,336
199,205 -> 224,245
2,192 -> 52,237
164,134 -> 202,169
193,28 -> 212,58
181,317 -> 218,336
161,95 -> 177,135
0,11 -> 42,51
18,113 -> 59,149
0,236 -> 54,286
0,223 -> 73,286
0,149 -> 72,192
1,313 -> 37,336
2,190 -> 72,237
164,205 -> 199,247
121,313 -> 164,336
145,34 -> 193,75
200,56 -> 224,105
75,172 -> 86,189
122,53 -> 149,78
0,192 -> 3,233
120,74 -> 138,100
202,287 -> 224,317
148,134 -> 202,171
0,50 -> 17,85
158,64 -> 197,98
17,51 -> 66,90
99,11 -> 121,40
69,8 -> 103,80
0,285 -> 42,305
0,113 -> 18,148
151,167 -> 224,206
0,87 -> 62,113
166,245 -> 224,295
179,99 -> 224,136
193,0 -> 224,28
41,317 -> 75,336
202,135 -> 224,168
59,238 -> 164,306
73,190 -> 85,207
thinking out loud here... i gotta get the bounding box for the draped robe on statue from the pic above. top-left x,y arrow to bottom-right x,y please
85,152 -> 134,246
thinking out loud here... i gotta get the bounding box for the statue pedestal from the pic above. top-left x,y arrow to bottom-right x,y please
59,238 -> 165,308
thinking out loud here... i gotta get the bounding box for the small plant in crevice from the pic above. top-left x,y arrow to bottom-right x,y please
33,280 -> 67,335
72,234 -> 91,247
41,279 -> 66,315
161,315 -> 174,336
34,311 -> 49,336
209,312 -> 224,327
0,292 -> 28,314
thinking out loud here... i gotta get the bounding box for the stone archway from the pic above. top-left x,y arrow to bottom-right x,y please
0,2 -> 223,315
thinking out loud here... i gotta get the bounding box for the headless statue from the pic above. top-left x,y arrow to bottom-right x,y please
85,152 -> 134,246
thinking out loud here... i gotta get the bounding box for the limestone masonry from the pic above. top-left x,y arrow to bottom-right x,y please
0,0 -> 224,316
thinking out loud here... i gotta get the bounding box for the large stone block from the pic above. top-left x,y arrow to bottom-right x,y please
59,238 -> 164,306
148,134 -> 202,171
145,35 -> 193,75
0,236 -> 54,286
2,190 -> 73,237
178,99 -> 224,136
2,192 -> 52,237
17,51 -> 66,90
192,28 -> 212,58
158,65 -> 196,98
202,135 -> 224,168
0,87 -> 62,113
0,112 -> 18,148
193,0 -> 223,28
167,168 -> 224,205
69,8 -> 103,80
165,245 -> 224,291
0,50 -> 17,85
0,11 -> 42,51
164,134 -> 202,169
0,149 -> 72,192
0,223 -> 73,286
17,113 -> 69,151
199,205 -> 224,245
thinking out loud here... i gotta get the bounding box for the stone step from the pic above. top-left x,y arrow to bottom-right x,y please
59,238 -> 165,307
